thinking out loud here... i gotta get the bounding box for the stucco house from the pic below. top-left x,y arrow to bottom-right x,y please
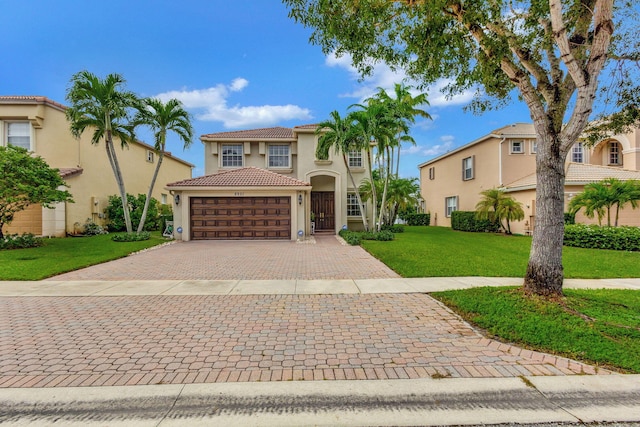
167,125 -> 371,241
0,96 -> 193,237
418,123 -> 640,234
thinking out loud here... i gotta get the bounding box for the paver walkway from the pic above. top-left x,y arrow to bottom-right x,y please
48,236 -> 399,281
0,293 -> 610,388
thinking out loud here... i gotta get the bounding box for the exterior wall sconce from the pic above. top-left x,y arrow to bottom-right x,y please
298,194 -> 303,205
174,194 -> 180,205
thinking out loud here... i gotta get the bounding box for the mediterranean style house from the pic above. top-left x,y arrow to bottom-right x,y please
0,96 -> 193,237
418,123 -> 640,234
167,125 -> 371,240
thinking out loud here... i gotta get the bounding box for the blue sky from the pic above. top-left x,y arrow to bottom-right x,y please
1,0 -> 533,178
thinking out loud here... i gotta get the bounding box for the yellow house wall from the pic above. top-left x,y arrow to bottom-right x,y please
0,99 -> 192,236
420,137 -> 504,227
199,129 -> 372,234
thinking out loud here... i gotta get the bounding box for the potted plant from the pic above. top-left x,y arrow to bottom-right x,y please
310,212 -> 316,234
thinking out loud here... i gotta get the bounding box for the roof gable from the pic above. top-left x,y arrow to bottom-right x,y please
167,167 -> 310,187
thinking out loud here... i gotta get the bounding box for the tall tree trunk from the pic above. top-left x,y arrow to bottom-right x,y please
366,149 -> 377,232
343,154 -> 368,231
105,132 -> 133,234
523,135 -> 566,297
377,146 -> 392,230
137,152 -> 164,234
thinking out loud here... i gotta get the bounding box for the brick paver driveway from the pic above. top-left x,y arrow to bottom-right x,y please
48,235 -> 399,281
1,236 -> 612,389
0,293 -> 608,388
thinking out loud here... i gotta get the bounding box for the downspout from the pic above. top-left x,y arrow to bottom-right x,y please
498,136 -> 506,186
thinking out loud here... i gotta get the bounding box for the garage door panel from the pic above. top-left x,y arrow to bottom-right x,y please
190,197 -> 291,240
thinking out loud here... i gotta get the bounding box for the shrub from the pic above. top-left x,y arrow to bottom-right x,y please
375,230 -> 395,241
105,194 -> 161,232
111,231 -> 151,242
564,212 -> 576,225
451,211 -> 500,233
338,229 -> 395,245
381,224 -> 405,233
404,213 -> 430,226
339,229 -> 362,245
82,219 -> 107,236
564,224 -> 640,251
0,233 -> 43,250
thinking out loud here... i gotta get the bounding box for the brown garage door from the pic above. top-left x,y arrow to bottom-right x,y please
190,197 -> 291,240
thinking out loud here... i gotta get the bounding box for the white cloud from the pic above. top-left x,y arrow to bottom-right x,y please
325,52 -> 475,108
155,79 -> 312,128
403,135 -> 455,157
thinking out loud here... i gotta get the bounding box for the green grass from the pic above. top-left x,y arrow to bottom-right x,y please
432,287 -> 640,373
361,226 -> 640,278
0,232 -> 169,280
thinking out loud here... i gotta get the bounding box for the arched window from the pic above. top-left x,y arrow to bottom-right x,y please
609,142 -> 622,166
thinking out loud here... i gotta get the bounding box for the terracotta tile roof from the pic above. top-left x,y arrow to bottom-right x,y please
504,162 -> 640,191
201,127 -> 295,140
167,167 -> 311,187
0,95 -> 67,111
565,162 -> 640,183
58,167 -> 83,179
293,124 -> 320,130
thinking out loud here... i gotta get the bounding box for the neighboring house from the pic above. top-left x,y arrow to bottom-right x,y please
0,96 -> 193,236
418,123 -> 640,234
167,125 -> 371,241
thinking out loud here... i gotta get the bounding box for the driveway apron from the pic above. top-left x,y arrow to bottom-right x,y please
47,236 -> 400,281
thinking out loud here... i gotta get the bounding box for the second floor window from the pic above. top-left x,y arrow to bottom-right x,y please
609,142 -> 621,165
462,156 -> 474,180
6,122 -> 31,150
348,150 -> 363,168
268,144 -> 290,168
572,142 -> 584,163
510,140 -> 523,154
221,144 -> 243,167
428,167 -> 435,180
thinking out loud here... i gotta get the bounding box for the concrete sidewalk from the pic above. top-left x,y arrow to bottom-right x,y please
3,276 -> 640,296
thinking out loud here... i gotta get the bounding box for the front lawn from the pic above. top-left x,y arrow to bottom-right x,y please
0,232 -> 169,280
432,287 -> 640,373
362,226 -> 640,278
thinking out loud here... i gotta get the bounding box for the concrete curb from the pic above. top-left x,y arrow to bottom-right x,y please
1,375 -> 639,426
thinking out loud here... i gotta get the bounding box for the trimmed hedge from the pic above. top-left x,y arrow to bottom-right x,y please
564,224 -> 640,251
404,213 -> 430,226
338,229 -> 395,245
451,211 -> 501,233
111,231 -> 151,242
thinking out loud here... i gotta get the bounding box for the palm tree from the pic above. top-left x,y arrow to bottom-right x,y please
66,71 -> 139,233
497,197 -> 525,235
606,178 -> 640,227
475,188 -> 523,234
569,186 -> 607,226
372,84 -> 430,178
350,103 -> 395,231
386,177 -> 420,225
134,98 -> 193,233
570,178 -> 640,227
315,111 -> 369,230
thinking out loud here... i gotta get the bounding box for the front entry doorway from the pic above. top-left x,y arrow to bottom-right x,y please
311,192 -> 335,232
